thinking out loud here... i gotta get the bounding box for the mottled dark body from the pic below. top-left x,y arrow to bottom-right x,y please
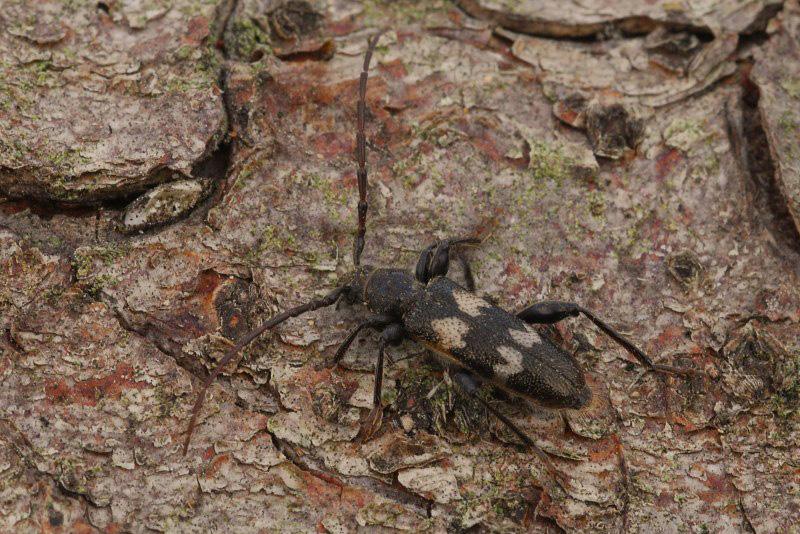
352,268 -> 591,410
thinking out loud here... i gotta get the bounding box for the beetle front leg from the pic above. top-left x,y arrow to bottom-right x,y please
517,301 -> 698,376
415,237 -> 480,285
456,254 -> 477,292
183,286 -> 347,455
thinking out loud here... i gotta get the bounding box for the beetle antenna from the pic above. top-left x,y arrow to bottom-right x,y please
182,286 -> 346,455
353,30 -> 386,267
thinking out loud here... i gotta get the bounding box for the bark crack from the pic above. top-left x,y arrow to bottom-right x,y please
265,429 -> 424,511
738,71 -> 800,251
0,418 -> 98,511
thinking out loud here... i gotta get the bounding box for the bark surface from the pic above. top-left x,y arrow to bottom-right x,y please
1,1 -> 799,532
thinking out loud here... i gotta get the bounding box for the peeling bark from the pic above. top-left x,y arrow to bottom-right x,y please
455,0 -> 783,38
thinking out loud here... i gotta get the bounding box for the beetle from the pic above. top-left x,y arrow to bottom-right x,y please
182,31 -> 695,484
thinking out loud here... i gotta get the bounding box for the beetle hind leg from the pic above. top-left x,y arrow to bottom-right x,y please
451,371 -> 570,492
456,254 -> 477,292
516,301 -> 701,376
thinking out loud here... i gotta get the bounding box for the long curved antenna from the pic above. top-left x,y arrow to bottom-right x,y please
353,30 -> 387,266
182,286 -> 346,455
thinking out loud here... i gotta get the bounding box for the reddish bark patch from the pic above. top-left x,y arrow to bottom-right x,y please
68,520 -> 96,534
184,16 -> 211,46
307,366 -> 333,387
697,472 -> 734,504
45,364 -> 147,406
379,58 -> 408,80
306,78 -> 352,107
587,439 -> 618,464
203,453 -> 230,478
301,470 -> 341,505
457,118 -> 505,164
195,269 -> 225,295
259,78 -> 296,119
342,486 -> 368,508
130,33 -> 172,58
164,311 -> 207,339
194,269 -> 226,331
311,132 -> 352,159
653,324 -> 686,351
654,491 -> 675,508
655,148 -> 683,181
230,79 -> 255,110
503,258 -> 522,277
342,170 -> 357,189
328,18 -> 357,37
309,75 -> 388,110
174,270 -> 257,340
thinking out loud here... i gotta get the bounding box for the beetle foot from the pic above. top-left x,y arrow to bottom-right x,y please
357,405 -> 384,441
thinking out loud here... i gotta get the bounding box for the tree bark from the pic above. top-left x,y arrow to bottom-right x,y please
1,1 -> 799,532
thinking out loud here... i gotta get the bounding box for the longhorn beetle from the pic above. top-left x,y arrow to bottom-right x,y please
183,31 -> 696,484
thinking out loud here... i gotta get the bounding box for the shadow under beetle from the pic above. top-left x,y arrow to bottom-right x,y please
183,31 -> 697,486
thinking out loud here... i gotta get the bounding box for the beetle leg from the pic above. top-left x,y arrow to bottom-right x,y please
451,371 -> 570,492
516,300 -> 582,324
414,243 -> 436,283
456,254 -> 476,292
516,301 -> 701,376
331,314 -> 396,366
358,323 -> 404,441
415,237 -> 481,284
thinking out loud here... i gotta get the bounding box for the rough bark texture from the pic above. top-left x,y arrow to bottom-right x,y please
1,1 -> 799,532
0,0 -> 228,203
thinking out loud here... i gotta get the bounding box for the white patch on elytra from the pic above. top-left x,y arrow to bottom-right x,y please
452,290 -> 490,317
509,326 -> 541,348
431,317 -> 470,349
494,345 -> 525,378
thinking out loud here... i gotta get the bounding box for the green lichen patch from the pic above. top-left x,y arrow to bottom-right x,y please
71,244 -> 126,280
528,140 -> 575,182
360,0 -> 451,26
779,111 -> 798,132
781,77 -> 800,99
772,366 -> 800,420
70,244 -> 124,300
394,362 -> 489,441
82,273 -> 120,301
663,118 -> 709,151
226,17 -> 272,62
